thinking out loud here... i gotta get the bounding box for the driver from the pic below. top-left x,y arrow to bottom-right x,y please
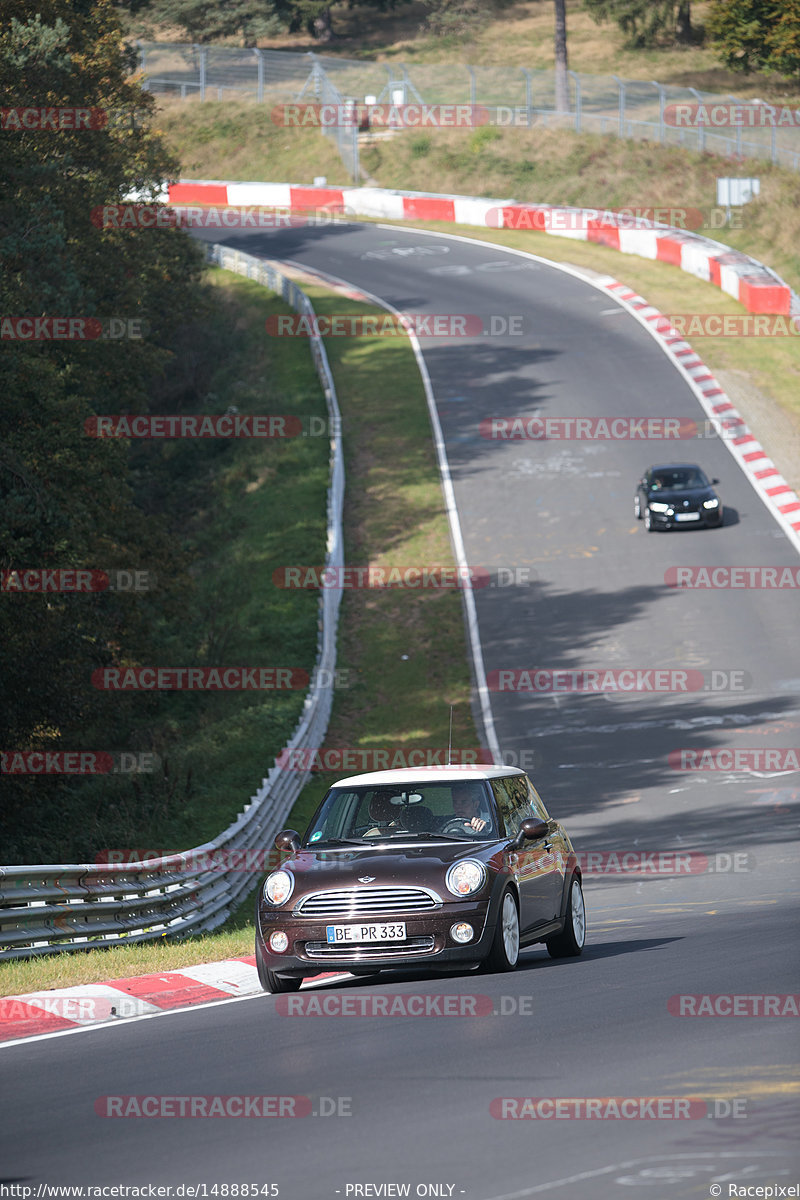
450,784 -> 489,833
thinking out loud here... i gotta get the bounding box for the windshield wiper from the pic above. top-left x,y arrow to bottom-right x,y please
304,836 -> 372,847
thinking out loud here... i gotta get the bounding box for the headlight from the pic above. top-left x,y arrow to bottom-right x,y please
446,859 -> 486,897
703,497 -> 719,508
649,501 -> 670,513
264,870 -> 294,906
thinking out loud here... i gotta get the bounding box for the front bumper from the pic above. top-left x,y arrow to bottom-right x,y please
256,899 -> 495,977
649,506 -> 722,529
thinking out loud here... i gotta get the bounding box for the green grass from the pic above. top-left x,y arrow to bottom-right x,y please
0,281 -> 483,996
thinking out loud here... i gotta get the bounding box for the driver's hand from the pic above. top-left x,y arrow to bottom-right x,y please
468,817 -> 486,831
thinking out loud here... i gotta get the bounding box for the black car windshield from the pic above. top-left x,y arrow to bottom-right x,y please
650,467 -> 708,491
304,782 -> 498,844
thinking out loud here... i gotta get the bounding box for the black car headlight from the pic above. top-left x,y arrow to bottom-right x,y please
703,498 -> 720,509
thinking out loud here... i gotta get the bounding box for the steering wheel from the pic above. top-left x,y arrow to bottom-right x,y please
440,817 -> 475,835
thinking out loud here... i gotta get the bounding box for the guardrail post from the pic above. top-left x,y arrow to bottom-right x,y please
253,48 -> 264,103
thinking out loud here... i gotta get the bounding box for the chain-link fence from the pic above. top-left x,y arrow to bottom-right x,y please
137,42 -> 800,181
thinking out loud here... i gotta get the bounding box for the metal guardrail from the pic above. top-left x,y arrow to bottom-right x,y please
137,43 -> 800,175
0,246 -> 345,959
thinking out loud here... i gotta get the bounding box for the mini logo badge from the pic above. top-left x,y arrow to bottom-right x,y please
358,876 -> 376,883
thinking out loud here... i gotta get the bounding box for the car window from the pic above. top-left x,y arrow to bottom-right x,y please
651,468 -> 707,491
524,778 -> 550,822
491,775 -> 536,836
304,782 -> 498,843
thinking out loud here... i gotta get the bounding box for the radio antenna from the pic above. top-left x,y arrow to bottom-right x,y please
447,705 -> 453,765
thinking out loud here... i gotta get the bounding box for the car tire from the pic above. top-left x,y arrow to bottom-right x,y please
634,494 -> 642,520
256,937 -> 302,993
483,888 -> 520,973
546,876 -> 586,959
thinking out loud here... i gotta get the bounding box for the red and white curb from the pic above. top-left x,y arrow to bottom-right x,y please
0,958 -> 351,1043
164,180 -> 798,319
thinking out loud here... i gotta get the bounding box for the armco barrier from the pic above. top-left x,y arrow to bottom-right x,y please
0,246 -> 345,959
166,181 -> 799,318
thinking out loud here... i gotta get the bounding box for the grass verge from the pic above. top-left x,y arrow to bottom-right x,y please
0,282 -> 483,997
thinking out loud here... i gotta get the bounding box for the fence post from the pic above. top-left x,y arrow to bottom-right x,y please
568,70 -> 580,132
612,75 -> 625,137
194,44 -> 207,102
253,48 -> 264,103
467,65 -> 476,108
521,68 -> 533,128
689,87 -> 705,153
651,81 -> 665,143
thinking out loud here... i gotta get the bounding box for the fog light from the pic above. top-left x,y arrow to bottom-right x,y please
451,922 -> 474,944
269,931 -> 289,953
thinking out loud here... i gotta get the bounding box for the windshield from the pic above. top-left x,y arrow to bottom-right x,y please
304,781 -> 498,845
650,467 -> 708,491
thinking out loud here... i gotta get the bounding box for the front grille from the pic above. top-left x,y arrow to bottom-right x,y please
294,886 -> 440,919
304,936 -> 437,960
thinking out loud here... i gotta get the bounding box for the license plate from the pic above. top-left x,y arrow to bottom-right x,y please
325,922 -> 407,944
675,512 -> 700,522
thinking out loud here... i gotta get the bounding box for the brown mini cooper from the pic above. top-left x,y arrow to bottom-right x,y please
255,765 -> 585,993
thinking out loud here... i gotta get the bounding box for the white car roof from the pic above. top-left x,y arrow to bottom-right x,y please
331,764 -> 526,787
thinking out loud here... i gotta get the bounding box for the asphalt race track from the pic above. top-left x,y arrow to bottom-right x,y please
3,223 -> 798,1200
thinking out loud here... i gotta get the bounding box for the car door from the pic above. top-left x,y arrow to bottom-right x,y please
492,776 -> 562,933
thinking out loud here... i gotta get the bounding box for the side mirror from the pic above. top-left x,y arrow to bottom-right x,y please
508,818 -> 549,850
711,478 -> 719,485
275,829 -> 302,852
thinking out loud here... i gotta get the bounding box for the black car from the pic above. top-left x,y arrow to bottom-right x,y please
255,765 -> 585,993
634,463 -> 723,531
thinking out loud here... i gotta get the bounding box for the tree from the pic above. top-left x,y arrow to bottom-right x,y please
554,0 -> 569,112
582,0 -> 696,48
707,0 -> 800,79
